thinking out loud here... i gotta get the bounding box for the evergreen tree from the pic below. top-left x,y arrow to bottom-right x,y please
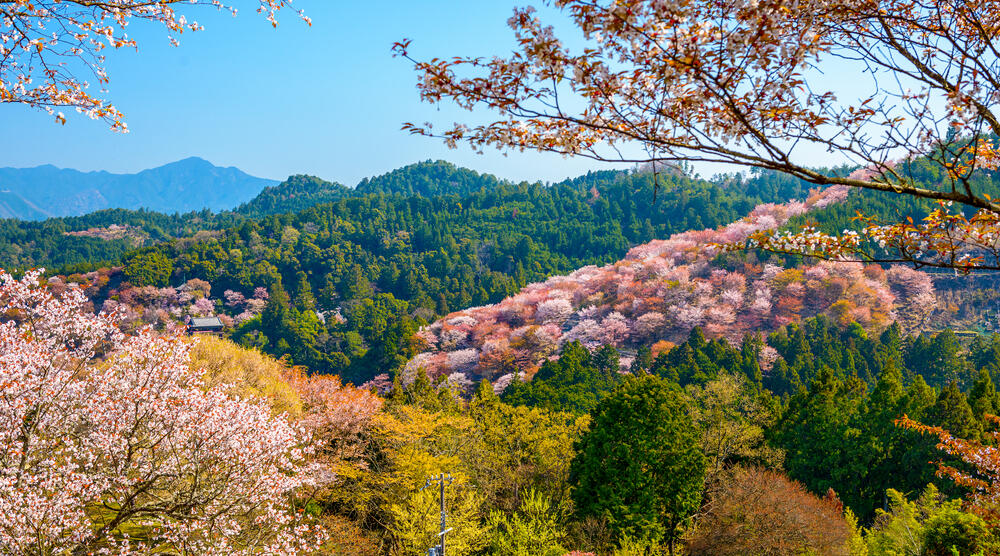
503,341 -> 618,414
293,270 -> 316,311
570,375 -> 705,554
930,381 -> 982,442
630,344 -> 653,374
969,368 -> 999,420
259,278 -> 293,352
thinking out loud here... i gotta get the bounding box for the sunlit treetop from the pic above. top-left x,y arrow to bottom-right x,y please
0,0 -> 308,131
395,0 -> 1000,271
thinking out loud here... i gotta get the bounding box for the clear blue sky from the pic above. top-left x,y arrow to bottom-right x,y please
0,2 -> 628,185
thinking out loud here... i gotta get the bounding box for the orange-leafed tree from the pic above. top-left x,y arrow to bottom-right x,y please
898,413 -> 1000,526
396,0 -> 1000,271
1,0 -> 308,131
685,466 -> 850,556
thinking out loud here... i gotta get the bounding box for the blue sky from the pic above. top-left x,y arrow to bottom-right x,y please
0,2 -> 629,185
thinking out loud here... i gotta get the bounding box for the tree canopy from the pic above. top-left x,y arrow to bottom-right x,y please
397,0 -> 1000,271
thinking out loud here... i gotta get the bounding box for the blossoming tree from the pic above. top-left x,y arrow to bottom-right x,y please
407,188 -> 931,382
396,0 -> 1000,270
1,0 -> 308,130
0,270 -> 322,554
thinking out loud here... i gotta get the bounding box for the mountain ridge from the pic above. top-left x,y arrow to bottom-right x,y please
0,157 -> 278,219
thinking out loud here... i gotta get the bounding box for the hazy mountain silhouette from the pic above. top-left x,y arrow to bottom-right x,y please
0,157 -> 277,220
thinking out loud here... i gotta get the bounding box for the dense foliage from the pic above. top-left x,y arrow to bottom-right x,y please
47,163 -> 825,384
354,160 -> 503,198
235,174 -> 352,218
11,159 -> 1000,554
570,375 -> 705,552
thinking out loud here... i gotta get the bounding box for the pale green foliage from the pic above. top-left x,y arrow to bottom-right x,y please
347,389 -> 585,556
612,536 -> 661,556
467,386 -> 588,512
862,485 -> 992,556
484,489 -> 567,556
685,373 -> 783,483
387,483 -> 484,556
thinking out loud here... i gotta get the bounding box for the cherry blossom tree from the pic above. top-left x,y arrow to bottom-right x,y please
397,0 -> 1000,271
224,289 -> 248,308
406,189 -> 926,381
284,369 -> 382,468
535,298 -> 574,324
0,270 -> 322,554
886,265 -> 938,331
2,0 -> 308,130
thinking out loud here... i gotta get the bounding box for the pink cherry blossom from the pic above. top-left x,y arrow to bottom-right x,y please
0,271 -> 323,554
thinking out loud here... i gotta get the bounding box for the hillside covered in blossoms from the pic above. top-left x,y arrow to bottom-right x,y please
408,185 -> 939,389
16,0 -> 1000,554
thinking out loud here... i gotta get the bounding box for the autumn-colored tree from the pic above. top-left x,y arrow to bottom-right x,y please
397,0 -> 1000,271
1,0 -> 308,130
284,368 -> 383,470
0,271 -> 322,554
684,466 -> 850,556
898,412 -> 1000,527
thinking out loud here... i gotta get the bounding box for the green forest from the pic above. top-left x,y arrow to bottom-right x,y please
8,159 -> 1000,554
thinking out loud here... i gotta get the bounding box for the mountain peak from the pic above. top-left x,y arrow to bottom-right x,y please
170,156 -> 213,166
0,158 -> 277,219
354,160 -> 503,197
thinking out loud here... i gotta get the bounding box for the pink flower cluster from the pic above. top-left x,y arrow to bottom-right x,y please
0,271 -> 322,554
52,268 -> 275,331
224,287 -> 270,323
407,186 -> 934,382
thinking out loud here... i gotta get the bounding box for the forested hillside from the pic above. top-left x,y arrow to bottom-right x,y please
0,161 -> 808,271
355,159 -> 504,197
497,317 -> 1000,524
18,157 -> 1000,390
15,158 -> 1000,554
68,165 -> 820,382
234,175 -> 352,218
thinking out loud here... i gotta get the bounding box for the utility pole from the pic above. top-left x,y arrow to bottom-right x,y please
422,473 -> 453,556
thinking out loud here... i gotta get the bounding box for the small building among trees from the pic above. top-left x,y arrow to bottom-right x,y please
189,316 -> 224,335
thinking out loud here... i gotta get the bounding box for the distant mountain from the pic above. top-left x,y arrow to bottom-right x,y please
0,157 -> 277,219
235,175 -> 351,217
355,160 -> 505,197
0,191 -> 50,220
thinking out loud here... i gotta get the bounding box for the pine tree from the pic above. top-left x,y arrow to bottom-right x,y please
931,381 -> 982,442
293,271 -> 316,311
969,368 -> 999,420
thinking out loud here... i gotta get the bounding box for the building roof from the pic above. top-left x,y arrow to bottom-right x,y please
189,316 -> 224,329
